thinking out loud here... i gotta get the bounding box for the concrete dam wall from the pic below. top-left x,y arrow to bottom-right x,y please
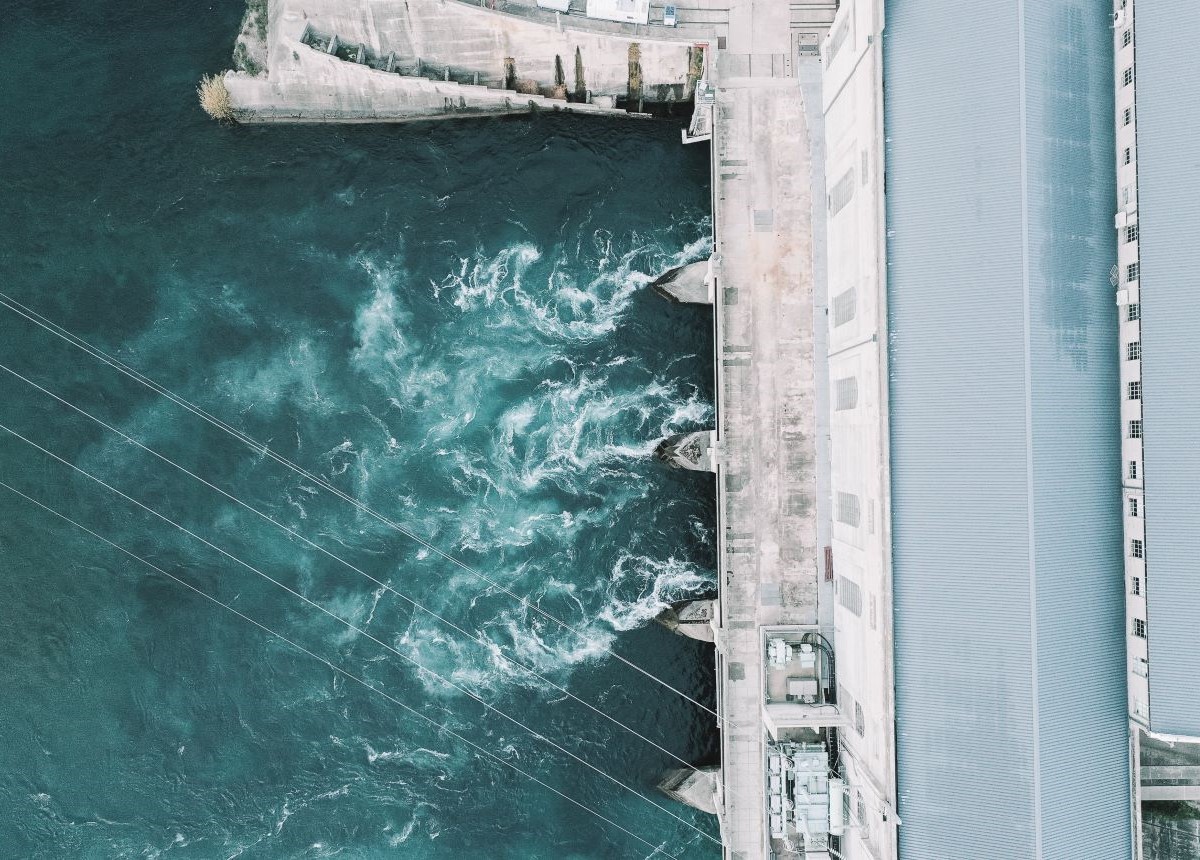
224,0 -> 706,122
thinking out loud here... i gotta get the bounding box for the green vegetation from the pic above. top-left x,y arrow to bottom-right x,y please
232,42 -> 262,76
574,47 -> 586,102
247,0 -> 267,42
627,43 -> 642,104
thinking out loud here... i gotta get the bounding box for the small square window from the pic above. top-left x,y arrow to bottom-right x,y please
1128,302 -> 1140,321
1126,224 -> 1139,244
1129,460 -> 1138,480
1130,497 -> 1139,517
1129,381 -> 1141,400
1134,618 -> 1146,638
1132,577 -> 1141,596
1124,106 -> 1132,126
1127,341 -> 1141,360
1124,147 -> 1132,165
1124,67 -> 1133,86
1127,262 -> 1140,282
1130,419 -> 1142,439
1122,29 -> 1132,48
1131,538 -> 1144,558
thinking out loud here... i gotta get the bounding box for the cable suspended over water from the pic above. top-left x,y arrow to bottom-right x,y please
0,292 -> 727,726
0,358 -> 737,793
0,420 -> 722,849
0,477 -> 692,859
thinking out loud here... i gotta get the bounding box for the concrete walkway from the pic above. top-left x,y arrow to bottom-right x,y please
711,54 -> 821,860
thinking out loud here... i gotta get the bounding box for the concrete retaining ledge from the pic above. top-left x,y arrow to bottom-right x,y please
651,256 -> 714,304
655,429 -> 716,471
224,47 -> 637,123
657,598 -> 717,642
659,765 -> 720,814
256,0 -> 706,107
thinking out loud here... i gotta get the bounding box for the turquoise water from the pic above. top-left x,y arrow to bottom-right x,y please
0,1 -> 719,856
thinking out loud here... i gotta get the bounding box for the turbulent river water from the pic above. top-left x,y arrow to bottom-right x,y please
0,1 -> 720,856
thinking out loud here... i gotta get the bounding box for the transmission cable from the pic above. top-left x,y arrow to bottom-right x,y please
0,420 -> 722,848
0,477 -> 681,858
0,358 -> 735,784
0,291 -> 726,725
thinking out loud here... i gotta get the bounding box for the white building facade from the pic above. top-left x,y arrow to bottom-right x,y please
1114,0 -> 1149,732
820,2 -> 897,857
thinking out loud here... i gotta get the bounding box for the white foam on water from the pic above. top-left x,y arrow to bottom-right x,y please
599,552 -> 713,632
438,230 -> 712,343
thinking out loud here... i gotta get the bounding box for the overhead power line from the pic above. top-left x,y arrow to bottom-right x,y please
0,477 -> 682,858
0,419 -> 722,848
0,292 -> 728,726
0,358 -> 731,797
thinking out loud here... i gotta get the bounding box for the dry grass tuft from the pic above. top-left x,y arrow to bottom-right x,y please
198,74 -> 235,122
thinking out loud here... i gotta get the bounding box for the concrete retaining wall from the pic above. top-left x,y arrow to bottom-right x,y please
225,34 -> 635,122
255,0 -> 701,105
226,0 -> 704,121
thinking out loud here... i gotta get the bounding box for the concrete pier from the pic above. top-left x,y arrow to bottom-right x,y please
657,598 -> 718,642
651,257 -> 715,304
655,430 -> 716,472
658,765 -> 721,815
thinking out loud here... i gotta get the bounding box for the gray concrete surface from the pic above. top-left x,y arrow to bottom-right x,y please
225,0 -> 707,121
710,51 -> 822,860
657,599 -> 718,642
652,258 -> 715,304
656,430 -> 717,471
660,765 -> 721,814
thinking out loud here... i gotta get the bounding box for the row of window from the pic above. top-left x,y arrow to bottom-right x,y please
1120,11 -> 1141,636
1124,33 -> 1146,648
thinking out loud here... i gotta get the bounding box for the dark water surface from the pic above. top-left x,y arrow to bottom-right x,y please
0,1 -> 718,856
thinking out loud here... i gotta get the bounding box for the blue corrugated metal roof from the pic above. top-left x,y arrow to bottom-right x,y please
1134,0 -> 1200,740
883,1 -> 1132,857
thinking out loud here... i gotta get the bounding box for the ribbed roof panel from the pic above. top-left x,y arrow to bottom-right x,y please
1134,0 -> 1200,740
884,1 -> 1132,856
